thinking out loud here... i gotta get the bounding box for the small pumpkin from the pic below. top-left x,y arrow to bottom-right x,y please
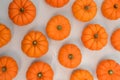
70,69 -> 93,80
45,0 -> 69,8
26,61 -> 54,80
0,56 -> 18,80
72,0 -> 97,22
81,24 -> 108,50
21,31 -> 48,58
46,15 -> 71,40
96,59 -> 120,80
58,44 -> 82,68
102,0 -> 120,20
111,29 -> 120,51
8,0 -> 36,26
0,23 -> 11,48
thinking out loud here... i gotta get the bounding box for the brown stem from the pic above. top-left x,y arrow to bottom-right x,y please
114,4 -> 118,9
94,34 -> 98,39
68,54 -> 73,60
2,66 -> 7,72
33,40 -> 37,45
20,8 -> 24,13
84,6 -> 90,10
37,72 -> 43,78
57,25 -> 62,30
108,70 -> 113,75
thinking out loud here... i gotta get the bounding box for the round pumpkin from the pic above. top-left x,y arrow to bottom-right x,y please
111,29 -> 120,51
70,69 -> 93,80
72,0 -> 97,22
0,23 -> 11,48
8,0 -> 36,26
26,61 -> 54,80
81,24 -> 108,50
96,59 -> 120,80
102,0 -> 120,20
21,31 -> 48,58
0,56 -> 18,80
45,0 -> 69,8
46,15 -> 71,40
58,44 -> 82,68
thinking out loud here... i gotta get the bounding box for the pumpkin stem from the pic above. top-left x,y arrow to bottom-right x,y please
2,66 -> 7,72
94,34 -> 98,39
57,25 -> 62,30
84,6 -> 90,10
33,40 -> 37,45
20,8 -> 24,13
108,70 -> 114,75
114,4 -> 118,9
37,72 -> 43,78
68,54 -> 73,60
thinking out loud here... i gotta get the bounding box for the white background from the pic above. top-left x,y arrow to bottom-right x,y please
0,0 -> 120,80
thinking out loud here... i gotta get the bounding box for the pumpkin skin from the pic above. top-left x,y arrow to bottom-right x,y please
8,0 -> 36,26
72,0 -> 97,22
46,15 -> 71,40
0,24 -> 11,48
111,29 -> 120,51
22,31 -> 48,58
81,24 -> 108,50
96,59 -> 120,80
26,61 -> 54,80
45,0 -> 69,8
70,69 -> 93,80
58,44 -> 82,68
0,56 -> 18,80
102,0 -> 120,20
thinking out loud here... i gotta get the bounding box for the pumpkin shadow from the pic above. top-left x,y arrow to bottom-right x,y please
78,64 -> 93,73
31,50 -> 54,67
0,18 -> 14,48
77,64 -> 97,79
99,53 -> 120,64
0,18 -> 14,35
29,26 -> 47,38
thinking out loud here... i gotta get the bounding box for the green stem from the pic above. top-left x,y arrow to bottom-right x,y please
57,25 -> 62,30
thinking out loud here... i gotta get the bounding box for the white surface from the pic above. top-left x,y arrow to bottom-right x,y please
0,0 -> 120,80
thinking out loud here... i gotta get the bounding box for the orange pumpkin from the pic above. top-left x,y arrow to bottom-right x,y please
72,0 -> 97,22
0,23 -> 11,48
70,69 -> 93,80
21,31 -> 48,58
58,44 -> 82,68
0,56 -> 18,80
46,15 -> 71,40
96,59 -> 120,80
45,0 -> 69,8
8,0 -> 36,26
26,61 -> 54,80
81,24 -> 108,50
111,29 -> 120,51
102,0 -> 120,20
